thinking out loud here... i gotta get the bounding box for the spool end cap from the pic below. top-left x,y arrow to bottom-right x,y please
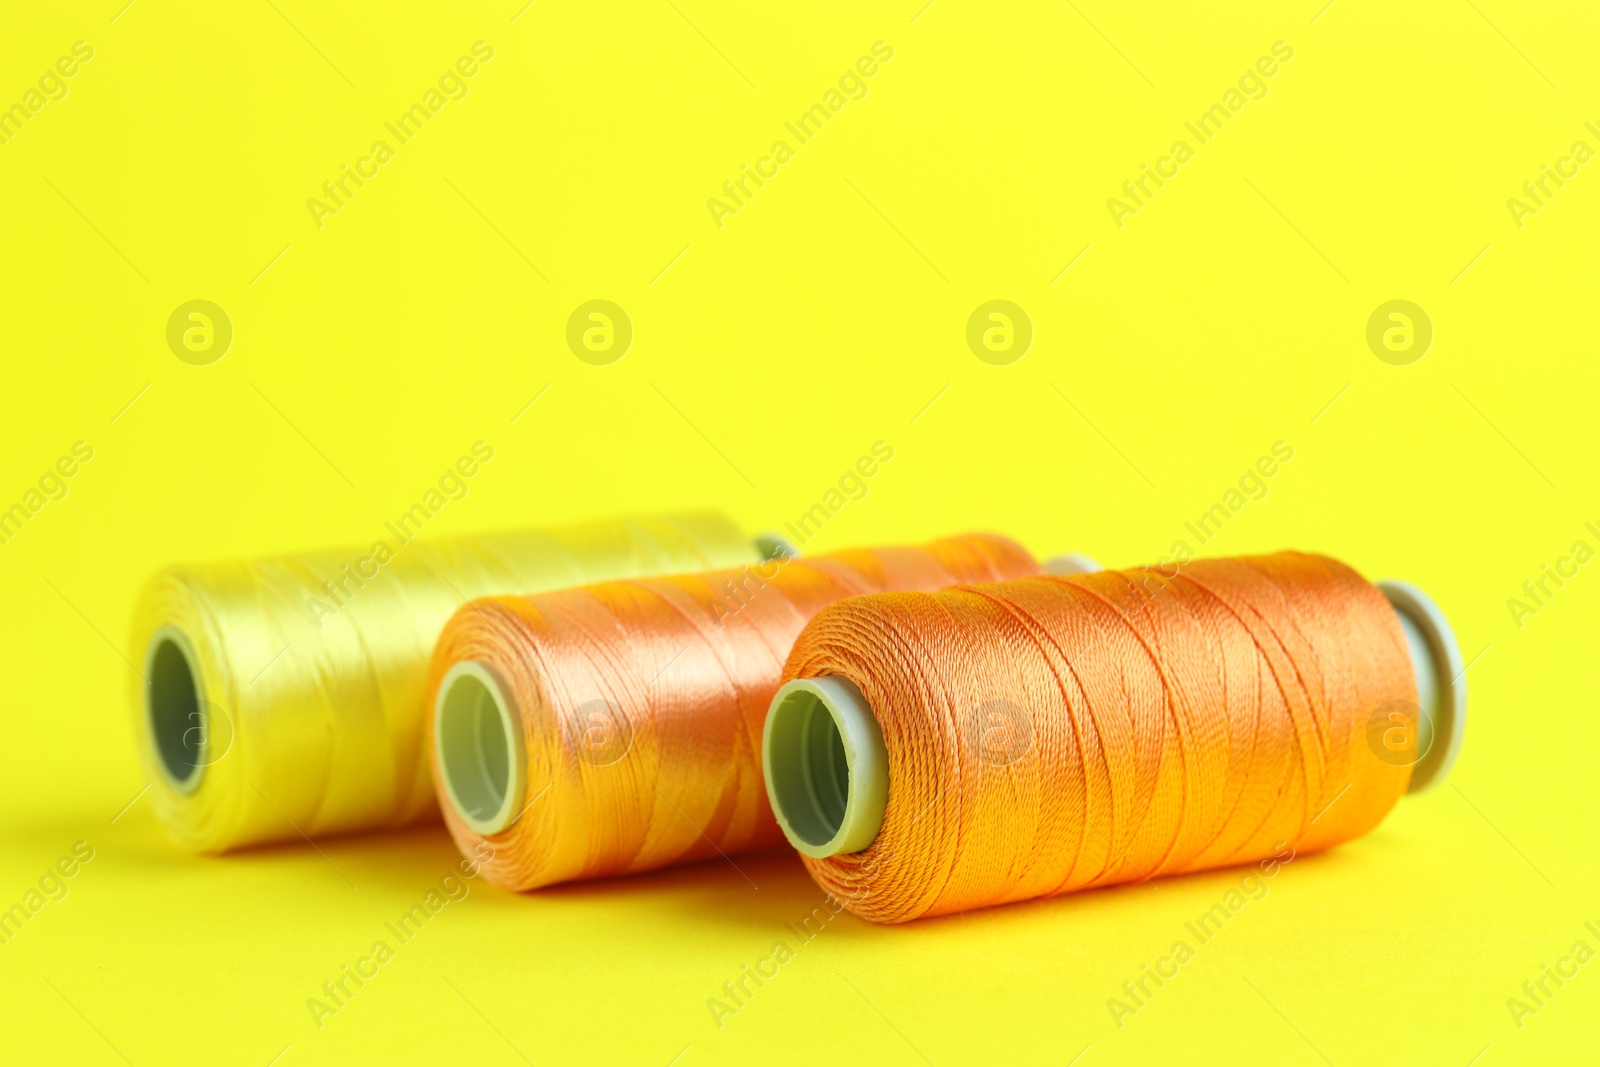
1044,553 -> 1103,576
763,676 -> 888,858
1378,580 -> 1467,793
435,660 -> 527,835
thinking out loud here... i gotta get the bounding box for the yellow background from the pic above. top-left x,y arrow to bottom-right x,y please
2,0 -> 1596,1063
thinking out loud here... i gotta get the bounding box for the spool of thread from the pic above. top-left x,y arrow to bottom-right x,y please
762,553 -> 1467,923
131,513 -> 758,852
426,534 -> 1042,891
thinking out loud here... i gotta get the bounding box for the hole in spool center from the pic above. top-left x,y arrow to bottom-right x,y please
766,687 -> 852,847
436,668 -> 516,831
148,635 -> 204,789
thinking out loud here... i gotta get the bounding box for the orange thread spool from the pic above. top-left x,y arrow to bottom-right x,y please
426,534 -> 1038,891
768,553 -> 1443,923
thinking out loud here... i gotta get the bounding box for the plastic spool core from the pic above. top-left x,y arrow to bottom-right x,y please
1043,553 -> 1103,576
753,530 -> 800,562
435,661 -> 527,835
1378,581 -> 1467,793
146,625 -> 205,794
763,676 -> 888,858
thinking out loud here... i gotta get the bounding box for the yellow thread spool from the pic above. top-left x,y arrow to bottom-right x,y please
130,514 -> 757,852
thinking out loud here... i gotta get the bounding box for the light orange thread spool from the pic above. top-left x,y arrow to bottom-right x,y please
426,534 -> 1039,891
764,553 -> 1466,923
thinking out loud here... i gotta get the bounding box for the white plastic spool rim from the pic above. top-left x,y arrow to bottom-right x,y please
434,660 -> 528,835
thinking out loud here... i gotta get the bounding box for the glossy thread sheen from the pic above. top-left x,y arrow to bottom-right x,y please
783,553 -> 1417,923
427,534 -> 1038,891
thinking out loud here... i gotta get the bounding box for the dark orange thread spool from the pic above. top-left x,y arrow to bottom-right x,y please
763,553 -> 1466,923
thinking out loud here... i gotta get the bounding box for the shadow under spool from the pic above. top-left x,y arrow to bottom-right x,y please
762,566 -> 1466,862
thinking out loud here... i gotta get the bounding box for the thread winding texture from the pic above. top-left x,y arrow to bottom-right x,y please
782,553 -> 1417,923
428,534 -> 1038,891
130,514 -> 755,852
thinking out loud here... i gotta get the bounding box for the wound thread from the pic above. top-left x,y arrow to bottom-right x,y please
426,533 -> 1039,891
776,553 -> 1420,923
